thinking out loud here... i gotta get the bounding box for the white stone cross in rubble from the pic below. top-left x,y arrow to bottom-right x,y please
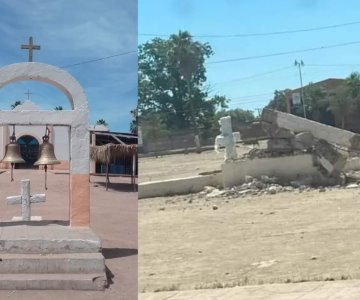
6,179 -> 46,221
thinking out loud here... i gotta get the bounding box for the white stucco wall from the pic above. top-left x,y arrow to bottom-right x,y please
15,125 -> 44,144
53,126 -> 70,161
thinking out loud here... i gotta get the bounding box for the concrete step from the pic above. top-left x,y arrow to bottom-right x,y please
0,253 -> 105,274
0,239 -> 101,254
0,223 -> 101,254
0,273 -> 107,290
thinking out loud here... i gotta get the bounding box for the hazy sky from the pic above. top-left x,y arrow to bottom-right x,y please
0,0 -> 137,132
139,0 -> 360,115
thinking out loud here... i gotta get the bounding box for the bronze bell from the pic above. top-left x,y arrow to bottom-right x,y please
34,128 -> 60,190
1,143 -> 25,164
34,141 -> 60,166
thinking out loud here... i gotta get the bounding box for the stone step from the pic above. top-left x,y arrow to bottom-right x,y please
0,253 -> 105,274
0,222 -> 101,254
0,273 -> 107,290
0,239 -> 101,254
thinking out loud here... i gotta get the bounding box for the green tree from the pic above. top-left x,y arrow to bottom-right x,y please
54,106 -> 63,110
11,101 -> 22,109
96,119 -> 108,126
265,90 -> 288,112
328,86 -> 352,129
138,31 -> 228,132
216,108 -> 255,130
139,112 -> 170,139
302,83 -> 332,124
346,72 -> 360,98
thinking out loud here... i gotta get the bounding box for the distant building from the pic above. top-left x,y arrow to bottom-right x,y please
284,78 -> 345,113
90,130 -> 137,175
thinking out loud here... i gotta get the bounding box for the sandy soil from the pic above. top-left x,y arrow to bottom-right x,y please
0,169 -> 137,300
139,150 -> 360,294
139,146 -> 252,183
139,188 -> 360,293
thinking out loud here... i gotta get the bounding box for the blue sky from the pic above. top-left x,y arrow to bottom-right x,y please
0,0 -> 137,132
139,0 -> 360,116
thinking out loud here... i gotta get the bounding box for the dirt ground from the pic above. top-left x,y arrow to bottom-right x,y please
139,147 -> 252,182
0,169 -> 137,300
139,151 -> 360,294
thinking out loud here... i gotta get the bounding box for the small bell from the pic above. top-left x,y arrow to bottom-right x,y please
1,126 -> 25,181
34,127 -> 60,190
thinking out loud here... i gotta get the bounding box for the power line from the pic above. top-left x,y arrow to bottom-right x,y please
60,50 -> 137,69
139,40 -> 360,67
212,66 -> 294,85
139,20 -> 360,38
207,40 -> 360,64
306,63 -> 360,67
141,92 -> 275,115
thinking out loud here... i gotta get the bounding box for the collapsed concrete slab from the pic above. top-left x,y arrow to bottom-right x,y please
314,139 -> 347,175
261,109 -> 360,151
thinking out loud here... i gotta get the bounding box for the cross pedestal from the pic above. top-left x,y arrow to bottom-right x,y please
6,179 -> 46,221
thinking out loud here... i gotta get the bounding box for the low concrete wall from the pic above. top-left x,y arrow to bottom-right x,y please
222,154 -> 319,187
139,173 -> 222,199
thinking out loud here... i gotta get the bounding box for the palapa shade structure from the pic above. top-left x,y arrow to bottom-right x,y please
90,143 -> 137,190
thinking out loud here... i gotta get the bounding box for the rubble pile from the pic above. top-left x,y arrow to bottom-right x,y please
199,172 -> 360,199
239,109 -> 355,178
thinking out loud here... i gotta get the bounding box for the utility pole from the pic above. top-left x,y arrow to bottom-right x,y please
294,59 -> 306,119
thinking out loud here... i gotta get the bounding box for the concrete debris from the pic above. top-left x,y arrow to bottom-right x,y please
206,189 -> 226,198
245,175 -> 254,183
198,170 -> 360,199
346,183 -> 359,189
294,132 -> 314,150
268,186 -> 277,194
314,139 -> 347,176
203,186 -> 216,193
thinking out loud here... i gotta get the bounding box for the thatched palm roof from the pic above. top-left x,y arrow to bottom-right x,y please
90,143 -> 137,164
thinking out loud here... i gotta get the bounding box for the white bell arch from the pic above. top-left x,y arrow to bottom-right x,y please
0,62 -> 90,227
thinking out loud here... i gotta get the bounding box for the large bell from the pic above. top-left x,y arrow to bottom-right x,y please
34,141 -> 61,166
1,143 -> 25,164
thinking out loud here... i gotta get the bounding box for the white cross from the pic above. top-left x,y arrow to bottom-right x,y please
6,180 -> 46,221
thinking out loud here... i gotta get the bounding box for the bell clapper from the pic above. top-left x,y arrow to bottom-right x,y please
10,163 -> 14,182
44,164 -> 48,190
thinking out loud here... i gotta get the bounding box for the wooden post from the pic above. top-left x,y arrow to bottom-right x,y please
106,163 -> 109,191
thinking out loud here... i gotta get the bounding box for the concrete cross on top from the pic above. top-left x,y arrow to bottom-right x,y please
21,37 -> 41,62
6,179 -> 46,221
24,89 -> 32,100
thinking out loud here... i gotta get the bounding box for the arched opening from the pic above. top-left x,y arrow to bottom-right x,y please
16,135 -> 39,169
0,62 -> 90,227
